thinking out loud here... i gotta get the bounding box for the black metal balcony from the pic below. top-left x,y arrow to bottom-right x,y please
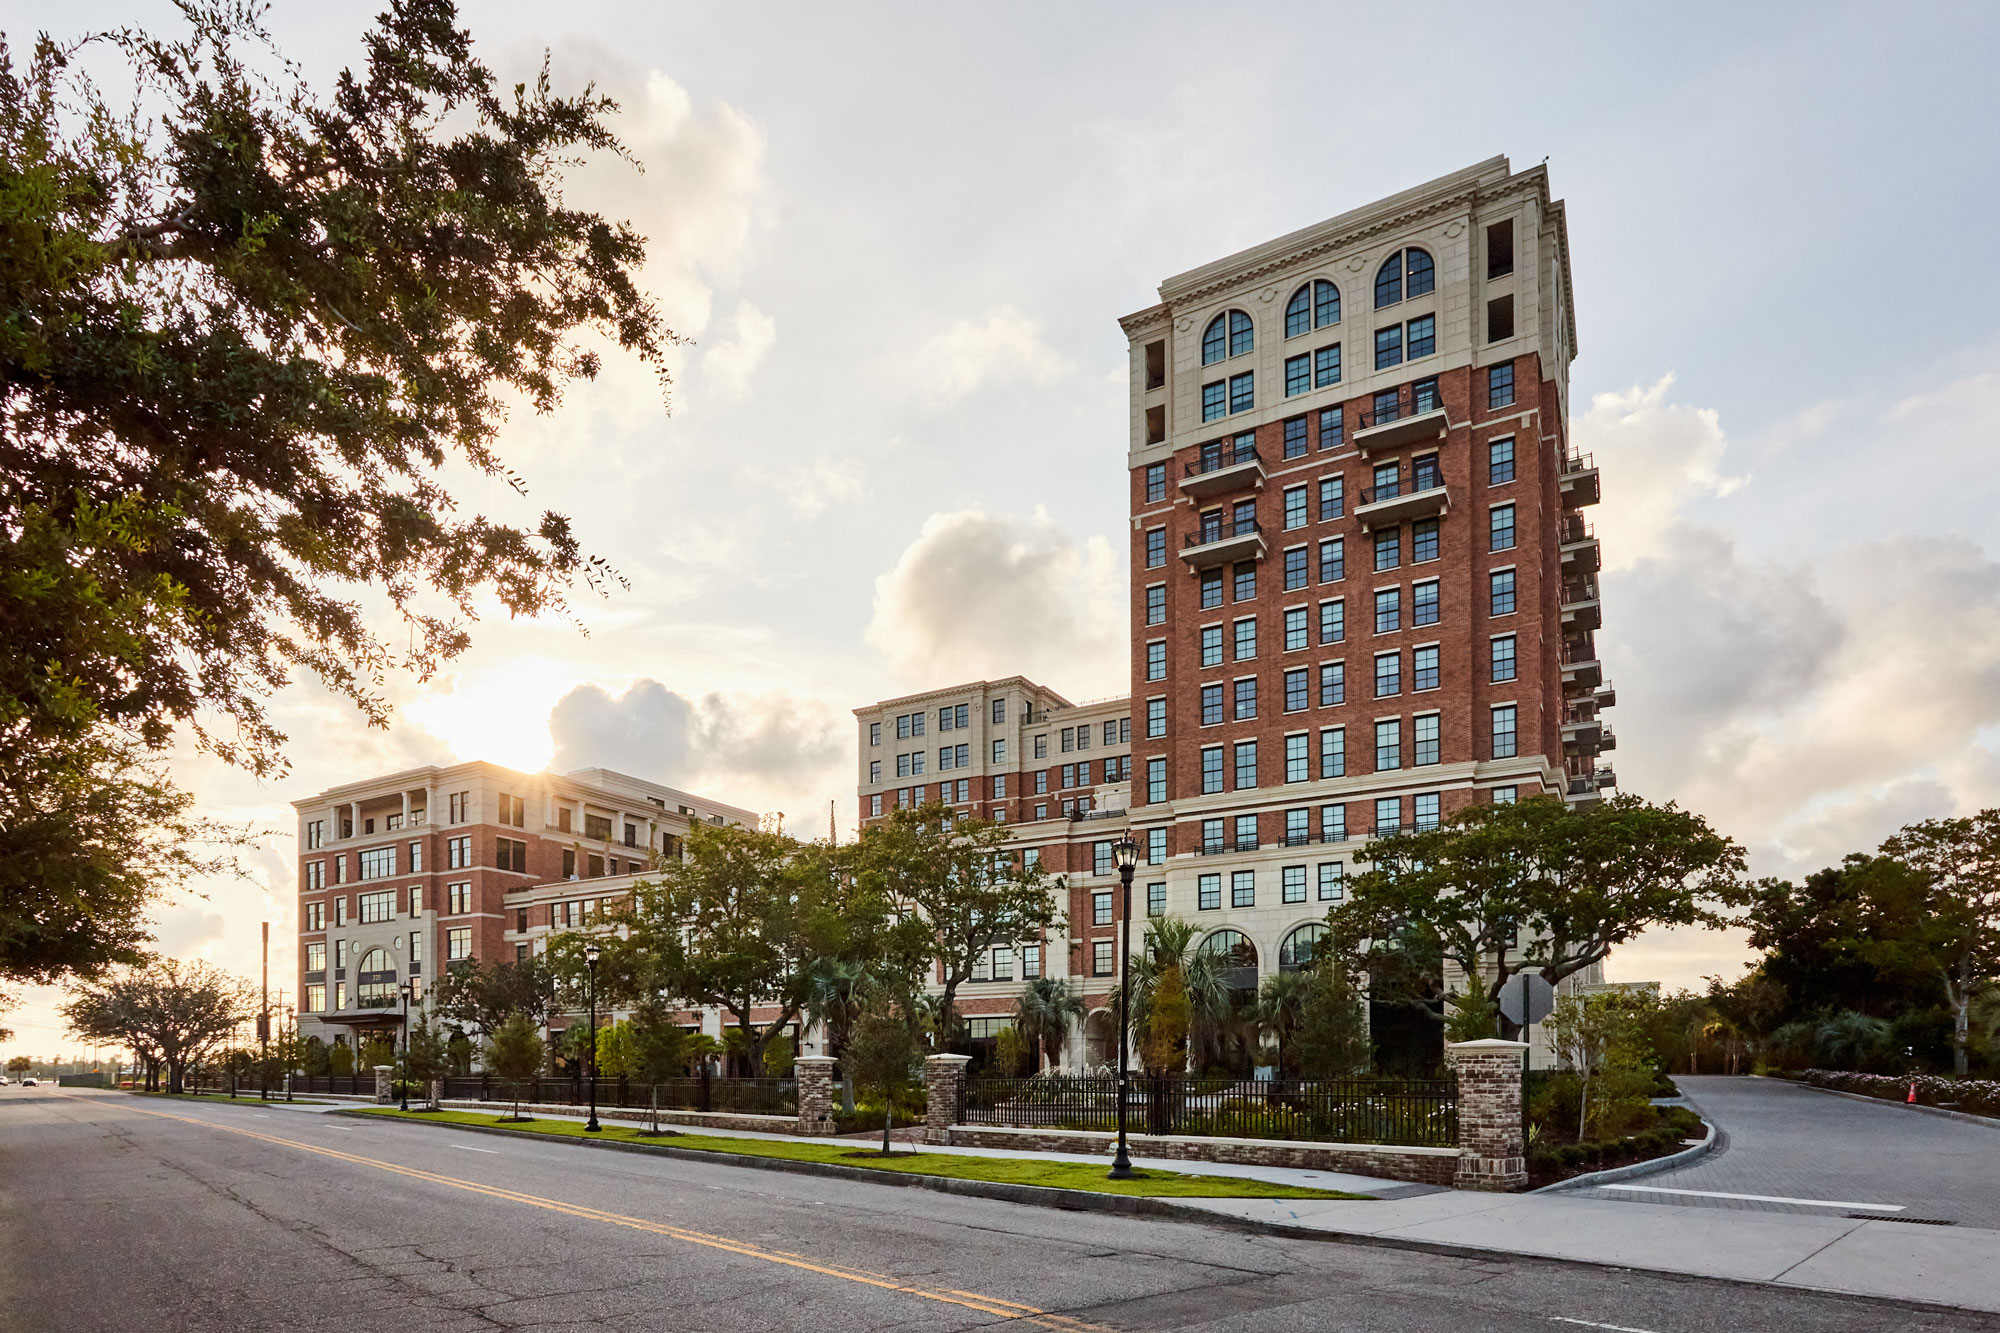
1355,381 -> 1447,453
1355,475 -> 1448,530
1180,518 -> 1265,567
1180,443 -> 1264,499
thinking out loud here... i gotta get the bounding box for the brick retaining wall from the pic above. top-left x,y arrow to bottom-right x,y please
438,1099 -> 793,1136
943,1124 -> 1459,1187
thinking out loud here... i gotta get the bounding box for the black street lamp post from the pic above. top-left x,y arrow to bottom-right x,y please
1108,836 -> 1141,1180
584,943 -> 602,1133
398,981 -> 412,1113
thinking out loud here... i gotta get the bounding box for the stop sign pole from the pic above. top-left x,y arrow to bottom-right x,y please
1498,971 -> 1555,1031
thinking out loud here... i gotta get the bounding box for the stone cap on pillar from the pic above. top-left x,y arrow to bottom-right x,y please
1445,1039 -> 1530,1054
924,1053 -> 973,1066
792,1055 -> 837,1066
371,1064 -> 395,1071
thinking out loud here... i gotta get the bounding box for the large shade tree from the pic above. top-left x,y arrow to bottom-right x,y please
1870,813 -> 2000,1076
1334,795 -> 1744,1039
60,958 -> 253,1093
1,0 -> 673,983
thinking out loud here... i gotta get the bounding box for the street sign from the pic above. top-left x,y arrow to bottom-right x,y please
1498,971 -> 1556,1027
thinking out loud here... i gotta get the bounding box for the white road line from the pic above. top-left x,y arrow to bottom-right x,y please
1602,1185 -> 1904,1211
451,1144 -> 500,1154
1550,1318 -> 1662,1333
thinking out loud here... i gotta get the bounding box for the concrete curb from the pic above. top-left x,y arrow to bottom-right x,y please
1781,1077 -> 2000,1131
1530,1116 -> 1724,1194
329,1110 -> 1355,1221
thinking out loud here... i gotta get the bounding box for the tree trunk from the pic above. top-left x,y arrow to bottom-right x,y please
649,1082 -> 660,1135
1952,959 -> 1971,1078
882,1097 -> 893,1155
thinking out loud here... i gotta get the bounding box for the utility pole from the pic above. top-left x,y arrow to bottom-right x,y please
829,799 -> 836,844
259,922 -> 270,1101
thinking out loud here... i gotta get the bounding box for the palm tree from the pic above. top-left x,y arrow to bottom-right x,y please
1254,971 -> 1312,1073
1012,978 -> 1085,1073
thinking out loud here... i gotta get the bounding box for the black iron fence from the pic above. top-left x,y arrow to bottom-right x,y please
438,1074 -> 796,1116
961,1074 -> 1456,1147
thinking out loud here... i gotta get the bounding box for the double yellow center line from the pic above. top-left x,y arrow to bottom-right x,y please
78,1096 -> 1111,1331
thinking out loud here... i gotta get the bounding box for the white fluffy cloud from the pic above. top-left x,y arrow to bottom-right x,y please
1574,375 -> 1745,570
700,300 -> 777,403
866,508 -> 1126,697
899,306 -> 1071,407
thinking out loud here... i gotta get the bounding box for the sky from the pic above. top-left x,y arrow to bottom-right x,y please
8,0 -> 2000,1058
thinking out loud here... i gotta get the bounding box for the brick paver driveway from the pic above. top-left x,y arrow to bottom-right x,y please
1568,1075 -> 2000,1227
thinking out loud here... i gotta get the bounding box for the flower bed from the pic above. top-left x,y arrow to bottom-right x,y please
1801,1069 -> 2000,1118
1526,1105 -> 1704,1188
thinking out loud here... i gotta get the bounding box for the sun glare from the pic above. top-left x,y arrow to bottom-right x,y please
403,662 -> 571,774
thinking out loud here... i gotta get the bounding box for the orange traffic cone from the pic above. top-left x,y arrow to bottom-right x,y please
1908,1081 -> 1918,1104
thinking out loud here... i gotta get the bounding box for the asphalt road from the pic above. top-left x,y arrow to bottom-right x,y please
1569,1076 -> 2000,1226
2,1088 -> 1994,1332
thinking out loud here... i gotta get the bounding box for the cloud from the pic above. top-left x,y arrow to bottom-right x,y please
899,306 -> 1071,407
547,679 -> 847,825
1574,375 -> 1746,569
866,508 -> 1125,697
700,300 -> 776,403
740,455 -> 866,518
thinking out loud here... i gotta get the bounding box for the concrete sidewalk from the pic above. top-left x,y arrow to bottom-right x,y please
202,1091 -> 2000,1314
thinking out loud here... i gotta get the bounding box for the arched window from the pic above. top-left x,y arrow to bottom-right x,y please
1375,248 -> 1436,309
1279,923 -> 1328,973
1198,928 -> 1259,993
356,948 -> 397,1006
1202,310 -> 1255,364
1285,281 -> 1342,338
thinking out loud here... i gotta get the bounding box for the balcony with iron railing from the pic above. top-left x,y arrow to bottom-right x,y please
1560,577 -> 1602,633
1560,643 -> 1602,693
1180,517 -> 1265,568
1560,451 -> 1601,507
1354,380 -> 1448,453
1179,442 -> 1264,500
1560,516 -> 1601,574
1355,473 -> 1448,530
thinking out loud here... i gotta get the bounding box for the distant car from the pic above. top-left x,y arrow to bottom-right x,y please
0,1075 -> 9,1086
19,1077 -> 37,1087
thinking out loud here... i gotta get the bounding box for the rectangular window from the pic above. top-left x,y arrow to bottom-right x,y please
1283,416 -> 1309,460
1148,756 -> 1167,803
1319,538 -> 1344,583
1320,661 -> 1346,707
1285,732 -> 1309,782
447,928 -> 472,962
1320,599 -> 1344,644
992,739 -> 1007,763
448,792 -> 467,824
1202,379 -> 1226,421
1234,677 -> 1258,721
1146,527 -> 1166,568
1148,828 -> 1167,865
1492,635 -> 1517,682
1198,874 -> 1221,911
304,983 -> 327,1013
1491,568 -> 1516,616
1283,485 -> 1308,531
993,698 -> 1007,724
1412,518 -> 1439,563
305,820 -> 324,850
1093,891 -> 1112,925
1493,705 -> 1518,758
1375,324 -> 1403,370
1286,808 -> 1309,845
1147,697 -> 1167,738
1234,740 -> 1258,790
1200,624 -> 1224,668
1318,862 -> 1345,902
1488,360 -> 1516,407
1229,372 -> 1254,413
447,836 -> 471,870
409,886 -> 423,916
1285,352 -> 1310,396
1375,651 -> 1401,697
1413,580 -> 1440,627
1235,814 -> 1258,849
1319,406 -> 1344,451
1201,818 -> 1224,852
1283,865 -> 1307,904
1232,870 -> 1256,908
1200,569 -> 1223,609
359,890 -> 395,924
993,773 -> 1007,797
1234,618 -> 1257,661
304,901 -> 324,932
1146,584 -> 1166,625
1415,713 -> 1441,766
306,861 -> 325,892
1414,643 -> 1440,691
1146,640 -> 1167,681
1284,606 -> 1308,651
870,794 -> 883,817
1415,792 -> 1441,830
1145,463 -> 1167,504
304,941 -> 326,974
1414,452 -> 1441,490
1201,746 -> 1225,795
1034,735 -> 1048,760
1319,476 -> 1343,522
939,746 -> 955,772
1487,217 -> 1515,278
1284,668 -> 1309,712
1374,529 -> 1401,572
1147,882 -> 1167,917
1092,940 -> 1114,976
1201,683 -> 1224,726
448,882 -> 471,914
1489,436 -> 1515,484
333,982 -> 346,1012
1322,802 -> 1348,842
358,847 -> 394,880
1315,343 -> 1341,388
1060,764 -> 1074,789
1376,796 -> 1402,834
1375,718 -> 1402,771
1493,785 -> 1519,805
1284,546 -> 1308,591
1406,314 -> 1435,360
1490,504 -> 1517,552
333,856 -> 345,885
912,752 -> 926,775
1234,559 -> 1257,601
1374,587 -> 1401,634
1319,723 -> 1347,777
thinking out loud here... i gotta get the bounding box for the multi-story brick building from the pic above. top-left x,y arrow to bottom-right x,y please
293,762 -> 757,1052
858,156 -> 1612,1069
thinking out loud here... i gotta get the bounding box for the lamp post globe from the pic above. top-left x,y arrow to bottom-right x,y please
584,943 -> 602,1132
1109,836 -> 1140,1179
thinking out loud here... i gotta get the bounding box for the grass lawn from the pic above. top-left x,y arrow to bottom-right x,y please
352,1107 -> 1367,1200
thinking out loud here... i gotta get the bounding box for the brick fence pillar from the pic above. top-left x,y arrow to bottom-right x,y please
794,1056 -> 838,1136
372,1064 -> 394,1105
1445,1039 -> 1529,1192
923,1054 -> 972,1145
